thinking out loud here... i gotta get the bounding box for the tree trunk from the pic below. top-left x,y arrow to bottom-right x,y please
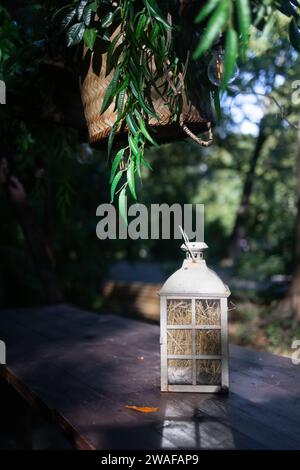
226,118 -> 268,262
279,120 -> 300,320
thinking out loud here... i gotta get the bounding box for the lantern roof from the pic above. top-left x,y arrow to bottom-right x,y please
160,241 -> 230,298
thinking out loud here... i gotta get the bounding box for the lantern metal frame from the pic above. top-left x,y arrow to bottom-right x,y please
160,294 -> 229,392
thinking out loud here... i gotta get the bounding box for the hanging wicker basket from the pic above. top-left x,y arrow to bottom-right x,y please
79,1 -> 213,147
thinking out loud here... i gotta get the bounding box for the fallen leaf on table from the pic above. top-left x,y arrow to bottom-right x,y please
125,405 -> 159,413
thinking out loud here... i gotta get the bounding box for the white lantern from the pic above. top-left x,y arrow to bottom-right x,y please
159,237 -> 230,393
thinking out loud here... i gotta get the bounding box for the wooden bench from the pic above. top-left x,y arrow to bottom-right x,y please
0,304 -> 300,450
101,281 -> 161,322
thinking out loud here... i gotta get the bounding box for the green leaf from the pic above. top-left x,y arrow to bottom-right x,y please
61,8 -> 77,30
144,0 -> 172,29
129,56 -> 141,84
77,0 -> 88,20
118,186 -> 128,225
134,108 -> 142,121
101,7 -> 120,29
83,5 -> 92,26
149,22 -> 160,49
89,0 -> 98,13
193,0 -> 229,60
101,12 -> 112,28
83,27 -> 97,50
127,160 -> 137,200
117,88 -> 126,119
126,113 -> 139,134
52,4 -> 73,22
139,119 -> 158,147
135,13 -> 148,41
100,86 -> 114,115
66,22 -> 85,46
106,31 -> 122,75
110,148 -> 125,183
289,18 -> 300,52
221,28 -> 238,91
213,89 -> 221,121
107,123 -> 117,158
107,42 -> 123,73
136,152 -> 142,179
135,133 -> 143,180
235,0 -> 251,62
129,134 -> 139,157
129,79 -> 139,99
141,155 -> 153,170
100,65 -> 120,114
195,0 -> 220,24
115,76 -> 129,95
110,170 -> 122,203
100,31 -> 110,42
133,131 -> 141,150
137,94 -> 158,119
159,35 -> 169,57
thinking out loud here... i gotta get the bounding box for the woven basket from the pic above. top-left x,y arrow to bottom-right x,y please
79,2 -> 212,146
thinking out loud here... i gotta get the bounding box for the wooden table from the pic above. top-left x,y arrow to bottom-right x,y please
0,305 -> 300,450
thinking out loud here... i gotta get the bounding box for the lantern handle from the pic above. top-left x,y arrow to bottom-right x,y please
179,225 -> 196,263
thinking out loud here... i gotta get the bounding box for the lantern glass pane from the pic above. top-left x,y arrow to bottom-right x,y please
195,299 -> 220,325
168,359 -> 192,385
196,359 -> 222,385
195,330 -> 221,355
167,299 -> 192,325
167,329 -> 192,355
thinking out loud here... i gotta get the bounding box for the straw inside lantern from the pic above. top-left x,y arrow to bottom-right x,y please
167,299 -> 222,385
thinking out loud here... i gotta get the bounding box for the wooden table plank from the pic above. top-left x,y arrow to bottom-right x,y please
1,305 -> 300,450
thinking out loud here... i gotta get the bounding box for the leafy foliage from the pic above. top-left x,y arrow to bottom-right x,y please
56,0 -> 198,221
54,0 -> 300,219
194,0 -> 300,68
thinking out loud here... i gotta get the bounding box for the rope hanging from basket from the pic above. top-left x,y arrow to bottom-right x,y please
165,13 -> 213,148
180,120 -> 213,147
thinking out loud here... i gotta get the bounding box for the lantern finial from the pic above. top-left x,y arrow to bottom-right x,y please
179,226 -> 208,262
